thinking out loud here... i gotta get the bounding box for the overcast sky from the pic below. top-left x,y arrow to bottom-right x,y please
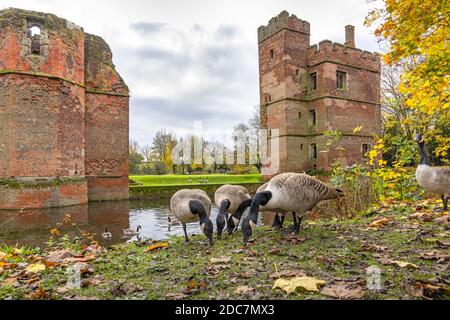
1,0 -> 381,147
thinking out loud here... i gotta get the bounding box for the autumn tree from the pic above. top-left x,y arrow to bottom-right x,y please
366,0 -> 450,162
129,140 -> 144,174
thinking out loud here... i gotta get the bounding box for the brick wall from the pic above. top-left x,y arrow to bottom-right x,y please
0,8 -> 129,209
259,11 -> 381,176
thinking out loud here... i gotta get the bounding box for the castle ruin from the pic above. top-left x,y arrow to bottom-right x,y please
0,8 -> 129,209
259,11 -> 381,176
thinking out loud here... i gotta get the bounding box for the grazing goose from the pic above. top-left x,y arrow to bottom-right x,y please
413,133 -> 450,211
122,225 -> 141,237
102,227 -> 112,240
214,184 -> 252,239
255,182 -> 293,231
170,189 -> 214,245
241,172 -> 344,245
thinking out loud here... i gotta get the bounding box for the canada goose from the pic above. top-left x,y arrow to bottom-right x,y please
167,216 -> 180,231
241,172 -> 344,245
170,189 -> 214,245
102,227 -> 112,240
122,225 -> 141,237
254,182 -> 293,231
413,133 -> 450,211
214,184 -> 252,239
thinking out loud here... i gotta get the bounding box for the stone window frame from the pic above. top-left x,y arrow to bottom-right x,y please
362,143 -> 371,158
310,143 -> 318,160
336,70 -> 347,91
26,20 -> 43,55
308,109 -> 317,127
309,72 -> 318,92
270,49 -> 275,59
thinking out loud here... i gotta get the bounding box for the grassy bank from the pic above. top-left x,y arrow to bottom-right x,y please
130,174 -> 263,187
0,199 -> 448,300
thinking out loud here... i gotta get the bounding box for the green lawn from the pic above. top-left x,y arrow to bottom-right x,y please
129,174 -> 263,187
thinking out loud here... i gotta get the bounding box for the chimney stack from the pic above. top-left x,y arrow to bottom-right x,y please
345,25 -> 355,48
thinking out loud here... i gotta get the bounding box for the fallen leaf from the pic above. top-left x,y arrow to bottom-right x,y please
361,243 -> 388,252
369,217 -> 392,228
273,276 -> 326,293
43,260 -> 59,268
28,287 -> 48,300
283,234 -> 306,244
83,245 -> 106,255
419,251 -> 449,261
389,260 -> 419,269
186,279 -> 207,291
13,248 -> 23,255
0,251 -> 7,260
25,263 -> 46,273
3,277 -> 18,286
269,270 -> 307,279
268,248 -> 282,255
166,292 -> 189,300
209,256 -> 231,264
321,283 -> 364,299
144,242 -> 169,252
46,250 -> 73,263
235,285 -> 255,295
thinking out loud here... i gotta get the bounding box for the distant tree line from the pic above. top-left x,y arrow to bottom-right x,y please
129,106 -> 263,175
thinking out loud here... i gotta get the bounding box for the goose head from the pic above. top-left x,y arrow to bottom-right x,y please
413,133 -> 425,144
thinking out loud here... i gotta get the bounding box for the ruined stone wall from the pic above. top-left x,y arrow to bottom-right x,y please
0,8 -> 129,209
84,34 -> 129,201
259,11 -> 381,175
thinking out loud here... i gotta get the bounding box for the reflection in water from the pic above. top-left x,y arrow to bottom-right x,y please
0,199 -> 272,248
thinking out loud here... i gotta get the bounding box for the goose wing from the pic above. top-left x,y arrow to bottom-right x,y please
270,173 -> 339,203
434,167 -> 450,192
215,184 -> 251,213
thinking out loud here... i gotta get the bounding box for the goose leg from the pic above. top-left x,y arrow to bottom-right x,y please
286,212 -> 298,233
293,214 -> 303,234
443,195 -> 448,211
271,213 -> 284,230
182,223 -> 190,243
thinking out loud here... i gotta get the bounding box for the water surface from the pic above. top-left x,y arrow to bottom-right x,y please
0,199 -> 272,248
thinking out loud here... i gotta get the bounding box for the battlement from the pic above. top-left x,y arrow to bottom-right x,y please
308,40 -> 380,72
0,7 -> 82,32
258,10 -> 310,43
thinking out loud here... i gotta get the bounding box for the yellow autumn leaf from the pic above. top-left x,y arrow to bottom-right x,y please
390,260 -> 418,269
14,248 -> 23,255
273,276 -> 326,293
352,126 -> 363,134
25,263 -> 46,273
144,242 -> 169,252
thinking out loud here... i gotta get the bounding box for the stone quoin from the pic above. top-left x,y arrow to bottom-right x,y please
259,11 -> 381,177
0,8 -> 129,209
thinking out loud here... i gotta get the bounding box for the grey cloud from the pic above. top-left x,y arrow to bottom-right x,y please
130,21 -> 167,34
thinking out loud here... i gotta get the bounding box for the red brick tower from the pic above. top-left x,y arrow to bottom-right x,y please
259,11 -> 381,176
0,8 -> 129,209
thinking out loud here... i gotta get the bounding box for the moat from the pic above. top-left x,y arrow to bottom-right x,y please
0,199 -> 270,248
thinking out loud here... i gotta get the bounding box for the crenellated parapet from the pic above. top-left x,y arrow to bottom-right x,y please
308,40 -> 380,72
258,10 -> 310,43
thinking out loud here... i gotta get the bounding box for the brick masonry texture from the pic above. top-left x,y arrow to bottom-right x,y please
0,8 -> 129,209
259,11 -> 381,177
